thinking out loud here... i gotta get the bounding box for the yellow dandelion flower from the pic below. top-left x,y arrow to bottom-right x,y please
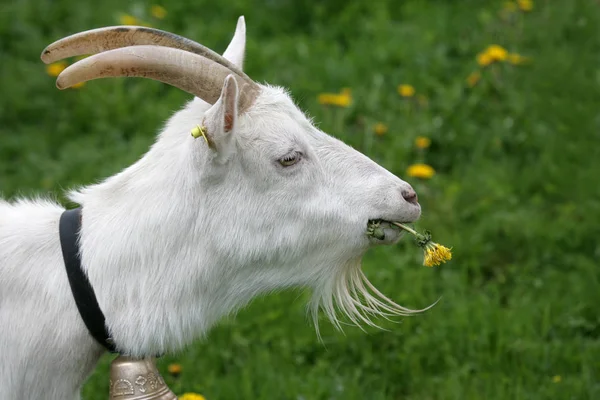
388,223 -> 452,267
71,82 -> 85,89
179,393 -> 206,400
167,363 -> 182,376
422,242 -> 452,267
374,123 -> 388,136
119,14 -> 139,25
397,84 -> 415,97
507,53 -> 530,65
317,90 -> 352,107
46,61 -> 67,77
477,45 -> 508,66
151,5 -> 167,19
476,52 -> 494,67
503,1 -> 517,12
466,70 -> 481,87
518,0 -> 533,11
415,136 -> 431,149
407,163 -> 435,179
552,375 -> 562,383
485,45 -> 508,61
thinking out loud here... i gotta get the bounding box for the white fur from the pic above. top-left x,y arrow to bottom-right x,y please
0,17 -> 421,399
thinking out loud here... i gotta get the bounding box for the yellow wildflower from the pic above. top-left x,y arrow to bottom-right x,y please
397,84 -> 415,97
167,363 -> 182,376
507,53 -> 529,65
476,52 -> 494,67
552,375 -> 562,383
46,61 -> 67,77
477,45 -> 508,66
71,82 -> 85,89
373,123 -> 388,136
422,242 -> 452,267
518,0 -> 533,11
486,45 -> 508,61
389,222 -> 452,267
119,14 -> 139,25
414,136 -> 431,149
317,90 -> 352,107
466,71 -> 481,87
151,5 -> 167,19
179,394 -> 206,400
407,163 -> 435,179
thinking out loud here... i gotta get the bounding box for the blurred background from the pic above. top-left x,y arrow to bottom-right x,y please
1,0 -> 599,399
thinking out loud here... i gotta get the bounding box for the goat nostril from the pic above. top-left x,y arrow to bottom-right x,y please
402,189 -> 419,205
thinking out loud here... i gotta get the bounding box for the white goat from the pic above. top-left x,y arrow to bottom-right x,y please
0,17 -> 422,399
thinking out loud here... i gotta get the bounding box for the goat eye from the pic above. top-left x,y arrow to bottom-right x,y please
278,151 -> 302,167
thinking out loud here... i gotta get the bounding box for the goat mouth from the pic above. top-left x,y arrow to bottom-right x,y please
366,219 -> 412,243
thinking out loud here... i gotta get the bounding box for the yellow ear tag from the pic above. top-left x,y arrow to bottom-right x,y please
190,125 -> 209,144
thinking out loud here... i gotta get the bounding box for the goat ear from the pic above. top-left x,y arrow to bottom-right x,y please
202,75 -> 239,158
223,16 -> 246,69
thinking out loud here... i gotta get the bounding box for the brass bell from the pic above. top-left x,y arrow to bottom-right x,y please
108,355 -> 177,400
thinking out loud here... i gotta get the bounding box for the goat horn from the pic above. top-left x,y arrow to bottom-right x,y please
55,45 -> 259,112
40,26 -> 250,81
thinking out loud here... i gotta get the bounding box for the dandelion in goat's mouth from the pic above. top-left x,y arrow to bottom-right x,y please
367,220 -> 452,267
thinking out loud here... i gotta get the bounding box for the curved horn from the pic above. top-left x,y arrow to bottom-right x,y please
55,45 -> 259,112
40,25 -> 250,81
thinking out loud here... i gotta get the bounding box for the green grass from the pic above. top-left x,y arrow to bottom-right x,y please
2,0 -> 600,399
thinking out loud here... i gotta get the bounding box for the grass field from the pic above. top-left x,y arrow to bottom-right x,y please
2,0 -> 600,399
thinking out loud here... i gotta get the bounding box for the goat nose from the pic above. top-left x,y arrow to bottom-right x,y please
402,188 -> 419,205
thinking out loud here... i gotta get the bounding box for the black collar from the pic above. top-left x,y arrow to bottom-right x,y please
59,207 -> 117,353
